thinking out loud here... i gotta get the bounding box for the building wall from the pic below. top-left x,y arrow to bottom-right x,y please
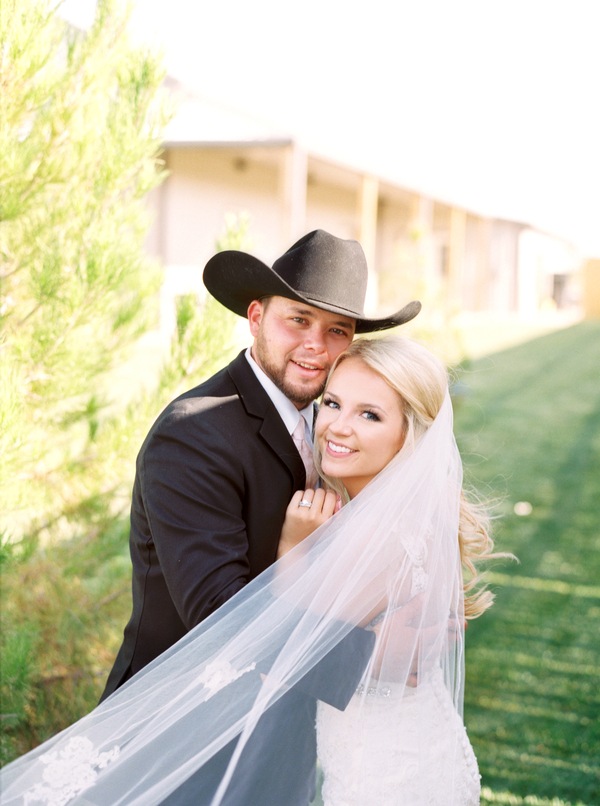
305,181 -> 357,241
376,193 -> 425,313
517,229 -> 582,314
145,143 -> 583,336
160,147 -> 282,267
488,220 -> 520,312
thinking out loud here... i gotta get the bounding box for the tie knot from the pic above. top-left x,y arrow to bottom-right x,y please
292,416 -> 307,445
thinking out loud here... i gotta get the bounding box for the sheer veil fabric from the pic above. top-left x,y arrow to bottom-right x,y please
0,392 -> 469,805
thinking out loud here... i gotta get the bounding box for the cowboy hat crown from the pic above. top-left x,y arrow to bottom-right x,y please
203,229 -> 421,333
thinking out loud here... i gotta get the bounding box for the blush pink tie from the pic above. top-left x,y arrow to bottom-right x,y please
292,416 -> 318,488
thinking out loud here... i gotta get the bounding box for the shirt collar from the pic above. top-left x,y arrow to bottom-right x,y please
245,348 -> 315,438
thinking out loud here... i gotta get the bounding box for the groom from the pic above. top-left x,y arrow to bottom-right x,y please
101,229 -> 421,802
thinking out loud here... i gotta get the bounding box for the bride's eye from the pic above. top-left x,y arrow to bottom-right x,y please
323,396 -> 340,410
361,409 -> 381,422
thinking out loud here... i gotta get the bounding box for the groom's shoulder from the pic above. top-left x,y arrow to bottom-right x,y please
152,351 -> 263,432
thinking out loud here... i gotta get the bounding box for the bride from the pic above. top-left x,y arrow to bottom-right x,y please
277,335 -> 489,804
0,335 -> 503,805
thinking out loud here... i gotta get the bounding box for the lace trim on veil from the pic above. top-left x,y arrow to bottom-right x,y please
23,737 -> 120,806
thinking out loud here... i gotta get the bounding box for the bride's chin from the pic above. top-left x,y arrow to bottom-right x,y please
322,461 -> 344,479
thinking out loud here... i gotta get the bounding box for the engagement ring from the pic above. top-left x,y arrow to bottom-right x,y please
298,500 -> 312,508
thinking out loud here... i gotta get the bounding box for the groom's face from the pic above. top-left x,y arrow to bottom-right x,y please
248,296 -> 355,409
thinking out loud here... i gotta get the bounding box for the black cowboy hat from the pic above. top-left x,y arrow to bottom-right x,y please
203,229 -> 421,334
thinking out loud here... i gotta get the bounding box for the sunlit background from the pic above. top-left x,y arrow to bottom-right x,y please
61,0 -> 600,257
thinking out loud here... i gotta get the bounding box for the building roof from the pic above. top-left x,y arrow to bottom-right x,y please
163,77 -> 292,148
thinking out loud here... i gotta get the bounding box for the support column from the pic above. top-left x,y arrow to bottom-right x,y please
448,206 -> 467,308
279,143 -> 307,249
475,216 -> 492,310
408,193 -> 435,289
357,175 -> 379,313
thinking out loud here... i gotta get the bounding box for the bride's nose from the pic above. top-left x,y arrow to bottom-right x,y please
328,413 -> 353,437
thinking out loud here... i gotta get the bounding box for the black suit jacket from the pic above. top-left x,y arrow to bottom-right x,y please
101,350 -> 309,698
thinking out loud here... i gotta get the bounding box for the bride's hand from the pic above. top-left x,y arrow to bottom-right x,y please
276,488 -> 340,559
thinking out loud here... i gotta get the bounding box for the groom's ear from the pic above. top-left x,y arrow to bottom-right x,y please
247,299 -> 264,338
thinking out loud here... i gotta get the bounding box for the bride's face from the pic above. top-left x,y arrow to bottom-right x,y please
316,357 -> 406,498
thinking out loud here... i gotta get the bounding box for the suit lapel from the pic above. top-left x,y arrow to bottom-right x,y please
228,352 -> 306,487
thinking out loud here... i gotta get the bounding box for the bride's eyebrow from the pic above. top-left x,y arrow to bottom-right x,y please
324,390 -> 385,413
358,402 -> 385,413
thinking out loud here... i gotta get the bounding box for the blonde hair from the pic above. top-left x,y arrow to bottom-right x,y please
316,335 -> 504,619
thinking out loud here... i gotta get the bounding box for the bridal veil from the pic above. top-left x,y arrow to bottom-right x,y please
0,391 -> 469,805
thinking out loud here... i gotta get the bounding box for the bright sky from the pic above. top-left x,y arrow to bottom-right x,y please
61,0 -> 600,257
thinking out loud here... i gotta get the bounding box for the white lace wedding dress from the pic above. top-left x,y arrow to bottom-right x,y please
316,669 -> 481,805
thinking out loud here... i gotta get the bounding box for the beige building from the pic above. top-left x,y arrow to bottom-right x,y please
146,79 -> 583,334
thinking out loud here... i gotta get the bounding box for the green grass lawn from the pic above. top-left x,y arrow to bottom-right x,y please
453,320 -> 600,805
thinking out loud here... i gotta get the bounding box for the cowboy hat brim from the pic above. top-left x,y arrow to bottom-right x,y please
203,251 -> 421,333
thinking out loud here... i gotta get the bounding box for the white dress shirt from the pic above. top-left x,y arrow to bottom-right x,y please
245,348 -> 315,444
